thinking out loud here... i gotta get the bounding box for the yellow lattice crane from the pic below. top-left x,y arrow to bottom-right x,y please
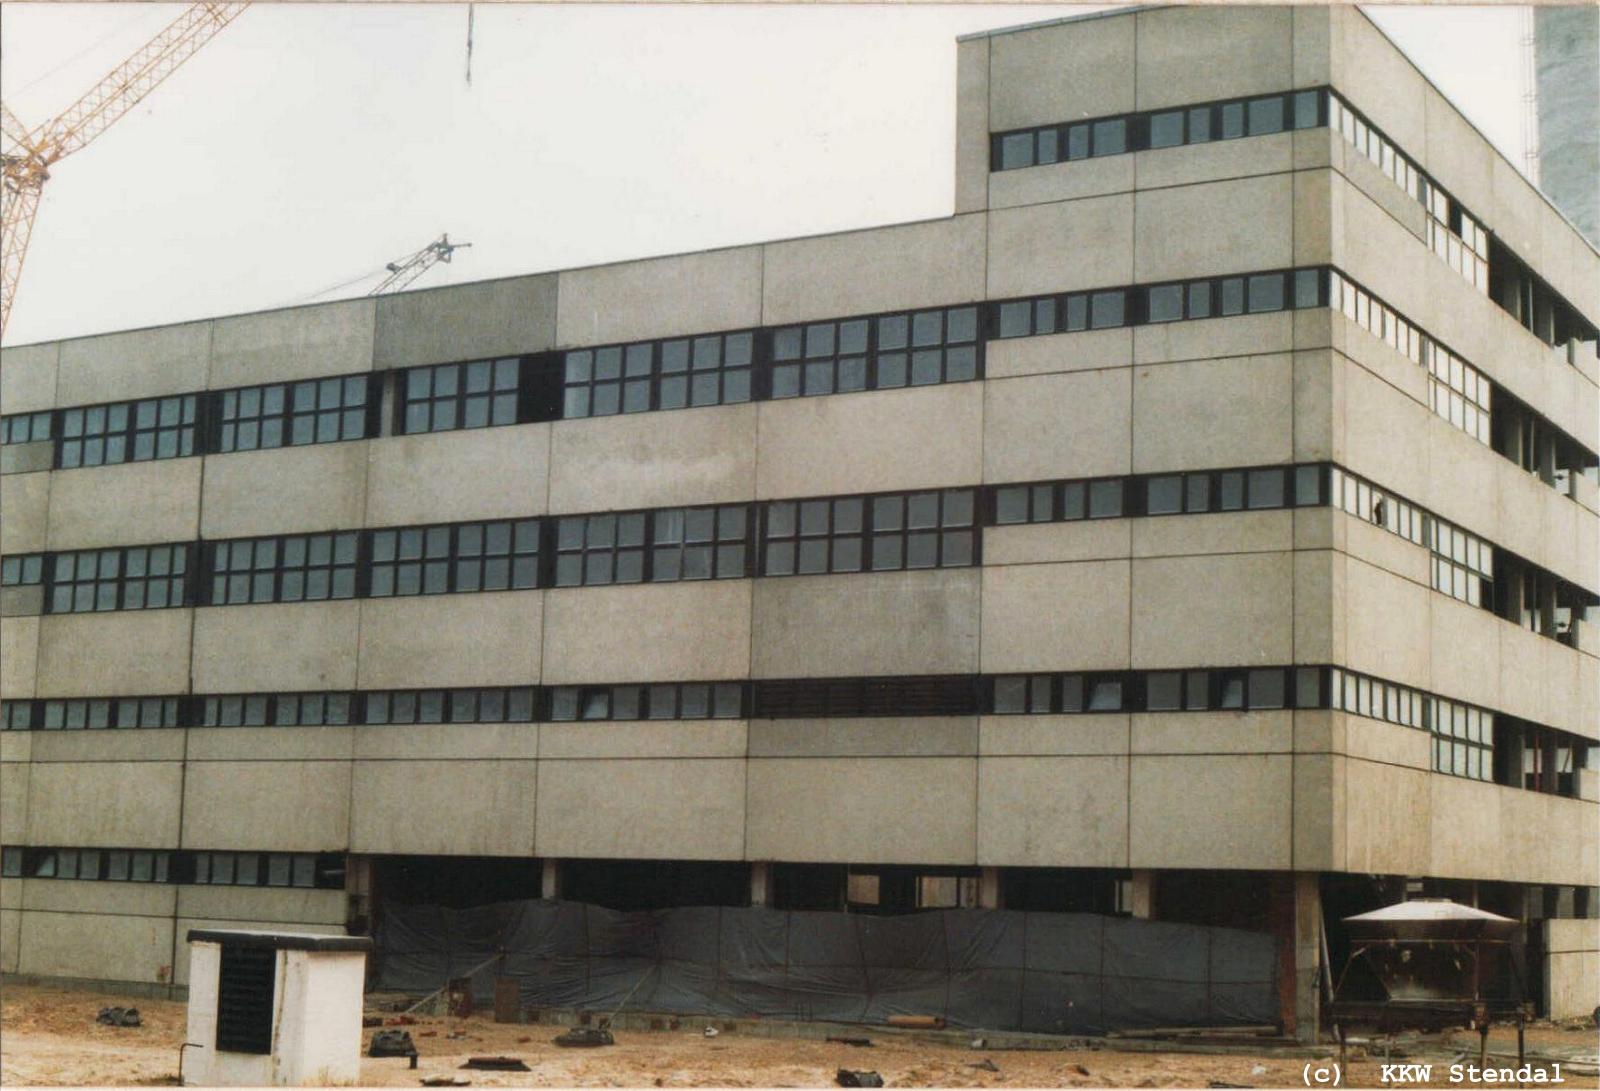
1,2 -> 247,339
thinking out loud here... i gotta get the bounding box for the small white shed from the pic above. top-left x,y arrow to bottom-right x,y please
183,929 -> 373,1087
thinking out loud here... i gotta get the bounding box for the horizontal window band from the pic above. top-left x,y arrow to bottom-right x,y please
7,264 -> 1591,480
0,845 -> 344,890
989,84 -> 1598,349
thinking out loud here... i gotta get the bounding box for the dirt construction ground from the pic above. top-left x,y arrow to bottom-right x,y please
1,984 -> 1595,1088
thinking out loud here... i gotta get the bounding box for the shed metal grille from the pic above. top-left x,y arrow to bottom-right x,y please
216,946 -> 276,1054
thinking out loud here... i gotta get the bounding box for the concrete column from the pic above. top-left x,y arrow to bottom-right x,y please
978,867 -> 1003,910
749,862 -> 771,908
1292,872 -> 1323,1044
540,858 -> 562,901
1129,870 -> 1156,919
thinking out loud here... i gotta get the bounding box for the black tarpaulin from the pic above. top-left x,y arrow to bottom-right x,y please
372,899 -> 1277,1035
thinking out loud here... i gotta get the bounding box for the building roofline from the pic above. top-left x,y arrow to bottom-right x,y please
955,4 -> 1157,43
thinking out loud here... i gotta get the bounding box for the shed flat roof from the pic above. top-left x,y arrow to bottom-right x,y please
187,928 -> 373,952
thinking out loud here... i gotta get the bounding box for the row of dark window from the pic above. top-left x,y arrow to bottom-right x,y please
990,83 -> 1597,362
992,88 -> 1325,171
0,846 -> 344,889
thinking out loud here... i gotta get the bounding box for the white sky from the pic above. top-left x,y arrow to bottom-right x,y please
0,3 -> 1530,347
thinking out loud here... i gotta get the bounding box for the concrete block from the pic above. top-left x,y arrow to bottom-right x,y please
357,591 -> 541,689
200,442 -> 369,538
192,601 -> 359,693
543,579 -> 747,683
46,459 -> 202,551
535,759 -> 745,860
556,248 -> 761,347
977,755 -> 1128,867
365,424 -> 550,527
375,274 -> 557,368
549,403 -> 756,512
351,759 -> 535,856
210,298 -> 376,389
761,215 -> 986,325
751,569 -> 979,679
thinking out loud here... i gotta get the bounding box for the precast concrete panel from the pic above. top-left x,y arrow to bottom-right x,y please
1428,596 -> 1503,713
1133,132 -> 1292,194
0,616 -> 39,699
760,215 -> 986,326
1291,751 -> 1343,872
191,601 -> 359,693
745,757 -> 977,865
954,38 -> 990,215
987,13 -> 1135,131
983,370 -> 1131,482
1,472 -> 48,554
541,580 -> 748,684
1133,175 -> 1293,284
1135,311 -> 1295,368
987,155 -> 1134,212
1130,711 -> 1293,756
200,442 -> 369,539
182,761 -> 351,852
1135,6 -> 1294,109
374,274 -> 557,368
548,403 -> 757,512
540,720 -> 747,760
45,459 -> 202,551
351,760 -> 536,856
976,755 -> 1128,867
36,611 -> 192,697
979,561 -> 1130,673
25,762 -> 182,849
751,569 -> 980,679
535,759 -> 745,860
978,714 -> 1130,757
365,424 -> 550,527
18,910 -> 175,986
1421,85 -> 1497,234
748,717 -> 976,759
1342,757 -> 1430,876
1130,553 -> 1294,668
1131,510 -> 1293,560
1327,7 -> 1429,159
1340,557 -> 1430,689
1129,754 -> 1292,870
986,196 -> 1134,299
1131,355 -> 1293,473
186,726 -> 354,764
356,592 -> 541,689
0,342 -> 60,414
55,320 -> 211,406
983,328 -> 1133,382
982,520 -> 1132,567
353,723 -> 541,762
556,249 -> 761,348
209,298 -> 377,389
0,764 -> 28,846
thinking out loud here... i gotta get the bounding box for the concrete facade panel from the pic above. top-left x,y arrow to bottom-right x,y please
755,385 -> 983,499
548,405 -> 756,512
36,611 -> 192,697
30,730 -> 184,765
174,886 -> 347,926
749,717 -> 974,759
1,764 -> 28,845
542,580 -> 748,683
350,760 -> 535,857
1,616 -> 39,699
1132,355 -> 1292,472
980,561 -> 1130,672
374,274 -> 557,368
364,425 -> 550,527
192,601 -> 359,693
761,215 -> 986,325
751,570 -> 979,679
1134,6 -> 1293,110
981,520 -> 1132,567
1133,312 -> 1294,367
352,723 -> 540,761
1343,757 -> 1431,876
20,879 -> 175,917
17,911 -> 175,986
1133,134 -> 1293,194
45,459 -> 201,551
356,592 -> 541,689
1341,558 -> 1430,688
535,759 -> 745,860
200,443 -> 369,539
987,157 -> 1134,212
1129,754 -> 1291,869
25,762 -> 181,849
209,298 -> 376,389
983,370 -> 1131,482
986,195 -> 1134,299
557,249 -> 761,347
746,757 -> 976,865
55,321 -> 212,406
1131,552 -> 1294,668
976,756 -> 1128,867
1328,7 -> 1428,158
1428,597 -> 1502,712
0,909 -> 17,973
185,726 -> 354,764
1133,175 -> 1293,284
1292,752 -> 1342,872
182,761 -> 350,852
987,14 -> 1135,130
0,342 -> 60,414
540,720 -> 747,760
954,39 -> 989,215
1131,711 -> 1293,755
983,329 -> 1132,381
1132,511 -> 1293,559
977,714 -> 1129,757
1,472 -> 48,554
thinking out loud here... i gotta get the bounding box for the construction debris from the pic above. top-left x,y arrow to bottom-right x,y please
460,1056 -> 530,1072
420,1078 -> 470,1087
835,1068 -> 885,1087
96,1007 -> 141,1027
552,1027 -> 614,1048
827,1036 -> 875,1047
369,1028 -> 420,1069
886,1015 -> 944,1029
967,1058 -> 999,1072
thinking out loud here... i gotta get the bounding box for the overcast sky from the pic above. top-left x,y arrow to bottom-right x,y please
1,3 -> 1530,347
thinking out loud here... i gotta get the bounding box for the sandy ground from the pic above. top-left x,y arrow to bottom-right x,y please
1,983 -> 1595,1088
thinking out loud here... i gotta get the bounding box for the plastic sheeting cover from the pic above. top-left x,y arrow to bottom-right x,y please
373,900 -> 1277,1035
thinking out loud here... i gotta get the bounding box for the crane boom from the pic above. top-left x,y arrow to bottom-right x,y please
1,2 -> 246,338
369,234 -> 472,296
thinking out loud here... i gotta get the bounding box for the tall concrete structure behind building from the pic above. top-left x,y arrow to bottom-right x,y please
1535,5 -> 1600,247
1,5 -> 1598,1034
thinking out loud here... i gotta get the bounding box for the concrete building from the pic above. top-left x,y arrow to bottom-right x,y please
1,5 -> 1597,1030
